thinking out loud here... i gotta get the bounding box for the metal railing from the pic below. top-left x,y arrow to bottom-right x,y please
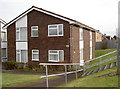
84,50 -> 117,71
39,63 -> 83,88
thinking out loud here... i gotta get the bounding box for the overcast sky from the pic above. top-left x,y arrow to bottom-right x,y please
0,0 -> 119,36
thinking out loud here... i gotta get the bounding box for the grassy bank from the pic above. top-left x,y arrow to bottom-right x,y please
88,49 -> 116,71
59,67 -> 117,87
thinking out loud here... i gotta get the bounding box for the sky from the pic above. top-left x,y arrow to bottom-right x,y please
0,0 -> 119,36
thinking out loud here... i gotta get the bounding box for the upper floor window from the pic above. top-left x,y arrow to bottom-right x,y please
32,49 -> 39,61
48,50 -> 64,62
1,31 -> 7,41
90,31 -> 92,41
16,27 -> 27,41
80,28 -> 83,41
48,24 -> 63,36
31,26 -> 38,37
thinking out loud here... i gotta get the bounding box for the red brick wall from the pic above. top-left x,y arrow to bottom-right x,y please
92,31 -> 96,59
70,25 -> 80,63
27,10 -> 70,63
83,29 -> 90,61
7,23 -> 16,61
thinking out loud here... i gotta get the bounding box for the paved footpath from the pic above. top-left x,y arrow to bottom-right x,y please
16,73 -> 79,87
3,70 -> 83,88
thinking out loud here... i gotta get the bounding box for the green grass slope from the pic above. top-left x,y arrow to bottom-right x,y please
59,67 -> 117,87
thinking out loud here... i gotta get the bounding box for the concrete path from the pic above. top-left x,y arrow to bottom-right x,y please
15,72 -> 82,87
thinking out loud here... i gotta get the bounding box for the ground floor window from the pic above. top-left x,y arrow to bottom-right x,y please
32,50 -> 39,61
1,48 -> 7,62
48,50 -> 64,62
80,48 -> 84,66
16,50 -> 28,63
90,41 -> 92,59
1,48 -> 7,58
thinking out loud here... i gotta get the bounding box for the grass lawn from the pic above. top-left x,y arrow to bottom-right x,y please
2,73 -> 43,87
95,49 -> 116,57
58,67 -> 118,87
88,49 -> 116,71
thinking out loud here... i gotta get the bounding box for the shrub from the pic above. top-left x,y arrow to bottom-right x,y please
2,61 -> 17,70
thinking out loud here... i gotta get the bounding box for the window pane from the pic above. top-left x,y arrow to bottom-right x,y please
1,32 -> 7,41
33,54 -> 39,59
31,26 -> 38,37
49,54 -> 58,61
21,50 -> 28,63
59,51 -> 63,61
49,50 -> 58,53
32,26 -> 38,29
16,51 -> 20,62
32,50 -> 39,61
49,29 -> 57,35
1,48 -> 6,57
80,28 -> 83,40
20,27 -> 27,41
32,30 -> 38,37
90,31 -> 92,40
49,25 -> 57,28
58,25 -> 63,35
33,50 -> 39,53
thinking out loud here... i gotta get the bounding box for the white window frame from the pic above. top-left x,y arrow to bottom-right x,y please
31,26 -> 39,37
48,24 -> 63,36
32,49 -> 39,61
16,50 -> 21,62
16,28 -> 20,41
48,50 -> 64,62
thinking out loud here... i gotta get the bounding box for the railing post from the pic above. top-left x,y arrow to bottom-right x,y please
75,64 -> 78,79
64,65 -> 67,83
99,57 -> 102,68
45,65 -> 49,88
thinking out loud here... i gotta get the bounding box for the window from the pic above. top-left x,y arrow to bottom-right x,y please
90,31 -> 92,41
16,27 -> 27,41
48,50 -> 64,62
80,28 -> 83,40
80,48 -> 84,65
31,26 -> 38,37
32,50 -> 39,61
48,24 -> 63,36
90,47 -> 92,59
16,50 -> 28,63
1,31 -> 7,41
1,48 -> 7,58
90,31 -> 92,59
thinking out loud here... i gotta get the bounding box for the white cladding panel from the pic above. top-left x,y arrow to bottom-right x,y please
16,15 -> 27,27
80,41 -> 84,48
1,23 -> 4,31
1,42 -> 7,48
16,42 -> 28,50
